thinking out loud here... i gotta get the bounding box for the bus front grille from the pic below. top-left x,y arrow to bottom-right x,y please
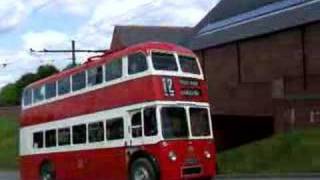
182,166 -> 202,176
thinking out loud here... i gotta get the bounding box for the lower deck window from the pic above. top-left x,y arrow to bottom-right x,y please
33,132 -> 43,148
106,118 -> 124,140
45,130 -> 57,148
58,128 -> 71,146
89,122 -> 104,143
73,124 -> 87,144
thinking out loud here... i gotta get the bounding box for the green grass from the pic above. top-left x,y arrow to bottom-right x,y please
0,117 -> 18,170
217,127 -> 320,174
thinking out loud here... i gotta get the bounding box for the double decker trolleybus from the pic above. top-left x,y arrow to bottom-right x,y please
20,42 -> 216,180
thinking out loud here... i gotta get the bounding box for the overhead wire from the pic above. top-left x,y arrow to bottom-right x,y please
1,0 -> 164,69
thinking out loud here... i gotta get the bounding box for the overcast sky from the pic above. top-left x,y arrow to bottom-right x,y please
0,0 -> 219,88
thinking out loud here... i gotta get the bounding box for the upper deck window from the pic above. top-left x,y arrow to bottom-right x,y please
45,82 -> 57,100
33,86 -> 45,103
72,71 -> 86,91
128,53 -> 148,75
178,55 -> 200,75
152,52 -> 178,71
23,88 -> 32,106
58,77 -> 70,95
105,59 -> 122,82
88,66 -> 103,87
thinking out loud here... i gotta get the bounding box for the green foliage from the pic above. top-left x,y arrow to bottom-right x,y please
0,84 -> 19,105
0,117 -> 18,170
0,65 -> 59,106
63,63 -> 79,71
217,128 -> 320,174
36,65 -> 59,79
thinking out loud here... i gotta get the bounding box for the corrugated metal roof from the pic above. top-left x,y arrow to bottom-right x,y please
189,0 -> 319,50
194,0 -> 282,32
110,25 -> 193,50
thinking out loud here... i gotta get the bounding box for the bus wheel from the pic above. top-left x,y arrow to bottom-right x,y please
40,161 -> 55,180
130,158 -> 156,180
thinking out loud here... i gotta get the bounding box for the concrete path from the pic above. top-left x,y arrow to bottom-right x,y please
216,174 -> 320,180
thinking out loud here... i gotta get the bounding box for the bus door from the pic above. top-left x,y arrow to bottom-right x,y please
128,109 -> 144,147
128,107 -> 159,147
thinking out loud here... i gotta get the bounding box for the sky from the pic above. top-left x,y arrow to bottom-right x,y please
0,0 -> 219,88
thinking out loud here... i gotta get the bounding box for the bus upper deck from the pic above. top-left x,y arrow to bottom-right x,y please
21,42 -> 209,126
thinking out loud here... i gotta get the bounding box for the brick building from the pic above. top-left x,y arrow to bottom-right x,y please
110,0 -> 320,150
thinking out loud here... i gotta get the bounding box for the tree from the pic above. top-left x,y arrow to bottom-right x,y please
36,65 -> 59,79
0,64 -> 60,106
63,63 -> 80,71
0,84 -> 19,105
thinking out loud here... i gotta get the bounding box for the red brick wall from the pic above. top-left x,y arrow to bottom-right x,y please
200,21 -> 320,122
273,99 -> 320,132
305,23 -> 320,93
0,106 -> 20,120
239,29 -> 303,83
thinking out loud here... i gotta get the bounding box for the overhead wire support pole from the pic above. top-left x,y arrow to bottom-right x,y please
29,40 -> 107,65
72,40 -> 76,66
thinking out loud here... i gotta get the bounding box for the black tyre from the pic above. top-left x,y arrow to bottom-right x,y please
130,158 -> 157,180
40,161 -> 56,180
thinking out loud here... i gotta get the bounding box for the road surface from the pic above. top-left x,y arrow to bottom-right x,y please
0,171 -> 19,180
2,171 -> 320,180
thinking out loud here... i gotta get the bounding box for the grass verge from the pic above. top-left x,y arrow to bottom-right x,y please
217,127 -> 320,174
0,116 -> 18,170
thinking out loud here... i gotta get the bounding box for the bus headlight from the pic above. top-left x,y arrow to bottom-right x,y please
168,151 -> 177,161
204,150 -> 211,159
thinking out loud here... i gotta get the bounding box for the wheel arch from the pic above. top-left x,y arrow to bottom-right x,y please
39,159 -> 56,179
129,150 -> 160,180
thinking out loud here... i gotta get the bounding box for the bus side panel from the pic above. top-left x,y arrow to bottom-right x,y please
21,147 -> 127,180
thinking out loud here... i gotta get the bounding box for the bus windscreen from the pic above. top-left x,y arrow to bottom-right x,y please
161,107 -> 189,139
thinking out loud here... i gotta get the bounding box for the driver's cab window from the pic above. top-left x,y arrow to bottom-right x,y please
131,112 -> 142,138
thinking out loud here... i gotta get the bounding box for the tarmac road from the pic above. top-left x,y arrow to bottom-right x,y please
0,171 -> 19,180
2,171 -> 320,180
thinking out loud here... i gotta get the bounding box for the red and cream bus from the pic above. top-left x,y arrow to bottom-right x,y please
20,42 -> 216,180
